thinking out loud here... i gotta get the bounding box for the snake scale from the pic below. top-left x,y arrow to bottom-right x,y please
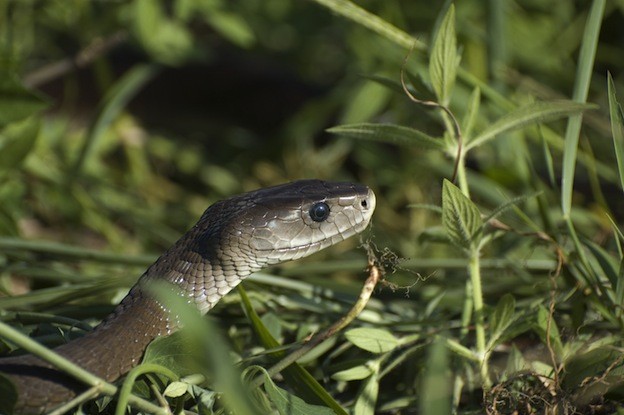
0,180 -> 376,414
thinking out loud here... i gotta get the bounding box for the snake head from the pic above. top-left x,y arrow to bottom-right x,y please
163,179 -> 375,313
239,180 -> 376,265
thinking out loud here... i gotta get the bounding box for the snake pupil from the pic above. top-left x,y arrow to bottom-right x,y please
309,202 -> 330,222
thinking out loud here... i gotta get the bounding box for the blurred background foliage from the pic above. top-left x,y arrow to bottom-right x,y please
2,0 -> 624,414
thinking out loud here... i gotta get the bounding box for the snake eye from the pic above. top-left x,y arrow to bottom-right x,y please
309,202 -> 330,222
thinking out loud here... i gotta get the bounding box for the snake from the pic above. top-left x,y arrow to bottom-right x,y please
0,179 -> 376,414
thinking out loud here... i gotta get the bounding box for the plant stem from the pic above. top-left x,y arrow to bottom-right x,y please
469,252 -> 490,388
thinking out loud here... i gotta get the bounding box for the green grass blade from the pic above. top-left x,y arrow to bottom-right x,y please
72,64 -> 160,176
607,71 -> 624,193
468,101 -> 595,150
238,286 -> 348,415
309,0 -> 424,51
560,0 -> 606,217
327,123 -> 445,150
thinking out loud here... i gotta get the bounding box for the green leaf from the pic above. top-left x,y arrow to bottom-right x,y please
353,363 -> 380,415
0,74 -> 48,128
133,0 -> 194,65
261,371 -> 335,415
468,101 -> 596,149
607,72 -> 624,194
487,294 -> 516,349
332,364 -> 374,381
429,4 -> 458,105
327,123 -> 444,150
206,11 -> 255,48
345,328 -> 399,354
163,381 -> 188,398
533,305 -> 563,356
0,117 -> 40,172
482,192 -> 541,224
441,179 -> 482,251
143,332 -> 200,377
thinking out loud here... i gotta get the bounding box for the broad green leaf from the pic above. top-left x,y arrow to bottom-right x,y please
441,179 -> 482,251
143,332 -> 200,376
487,294 -> 516,349
533,305 -> 563,356
163,381 -> 188,398
0,117 -> 40,172
327,123 -> 444,150
468,101 -> 596,149
607,72 -> 624,193
262,371 -> 335,415
345,328 -> 399,354
505,345 -> 528,374
0,74 -> 48,128
429,4 -> 458,105
420,339 -> 451,415
353,362 -> 380,415
332,364 -> 374,381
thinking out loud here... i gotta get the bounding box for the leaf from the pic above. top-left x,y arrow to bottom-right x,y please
487,294 -> 516,349
133,0 -> 194,65
345,328 -> 399,354
607,71 -> 624,193
468,101 -> 596,149
332,364 -> 374,381
262,371 -> 335,415
164,381 -> 188,398
482,192 -> 541,224
0,74 -> 48,128
205,11 -> 255,48
327,123 -> 444,150
441,179 -> 482,251
0,117 -> 40,172
429,4 -> 458,105
533,305 -> 563,356
353,363 -> 380,415
143,332 -> 200,377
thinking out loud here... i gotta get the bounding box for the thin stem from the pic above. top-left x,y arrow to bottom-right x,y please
469,253 -> 490,388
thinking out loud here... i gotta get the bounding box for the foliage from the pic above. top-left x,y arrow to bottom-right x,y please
1,0 -> 624,414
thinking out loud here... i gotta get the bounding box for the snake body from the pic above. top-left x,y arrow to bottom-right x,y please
0,180 -> 376,414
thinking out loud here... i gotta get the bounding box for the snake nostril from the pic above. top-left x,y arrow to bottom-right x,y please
361,200 -> 368,208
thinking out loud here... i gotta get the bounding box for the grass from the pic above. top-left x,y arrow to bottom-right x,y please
1,0 -> 624,414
